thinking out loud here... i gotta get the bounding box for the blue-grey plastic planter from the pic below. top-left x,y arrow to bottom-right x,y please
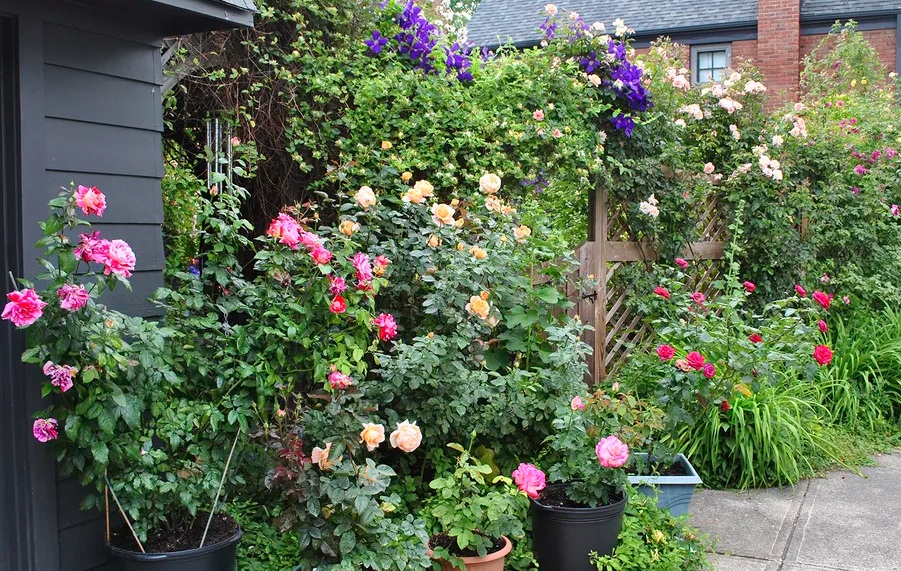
627,453 -> 702,517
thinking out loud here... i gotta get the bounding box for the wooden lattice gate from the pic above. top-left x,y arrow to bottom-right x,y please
565,188 -> 728,383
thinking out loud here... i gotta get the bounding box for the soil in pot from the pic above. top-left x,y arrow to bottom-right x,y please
429,532 -> 507,558
535,485 -> 625,508
109,512 -> 238,553
626,459 -> 688,477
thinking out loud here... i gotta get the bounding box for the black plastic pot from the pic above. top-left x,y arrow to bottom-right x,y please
105,527 -> 243,571
530,485 -> 627,571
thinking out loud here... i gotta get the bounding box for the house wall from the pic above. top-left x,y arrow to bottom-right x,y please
801,29 -> 898,72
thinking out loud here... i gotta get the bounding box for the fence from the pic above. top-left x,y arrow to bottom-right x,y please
565,188 -> 728,383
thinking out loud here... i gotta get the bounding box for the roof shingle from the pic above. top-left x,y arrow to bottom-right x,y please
801,0 -> 901,18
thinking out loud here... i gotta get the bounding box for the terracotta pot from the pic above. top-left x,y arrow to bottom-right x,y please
428,535 -> 512,571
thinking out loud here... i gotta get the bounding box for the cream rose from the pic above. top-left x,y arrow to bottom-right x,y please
389,420 -> 422,453
431,203 -> 455,226
355,186 -> 377,209
413,180 -> 434,198
360,423 -> 386,451
479,173 -> 502,194
514,225 -> 531,243
485,195 -> 502,213
311,441 -> 338,471
466,295 -> 491,319
403,187 -> 425,204
427,234 -> 441,248
401,171 -> 413,182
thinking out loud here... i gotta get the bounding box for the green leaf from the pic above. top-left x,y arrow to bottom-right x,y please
91,441 -> 109,465
58,251 -> 78,275
339,531 -> 356,554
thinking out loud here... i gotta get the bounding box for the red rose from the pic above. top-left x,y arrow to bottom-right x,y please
720,400 -> 731,412
686,351 -> 705,370
749,333 -> 763,344
657,344 -> 675,360
743,281 -> 756,293
813,344 -> 833,366
795,284 -> 807,297
654,286 -> 671,300
329,295 -> 347,314
818,319 -> 828,333
812,291 -> 831,310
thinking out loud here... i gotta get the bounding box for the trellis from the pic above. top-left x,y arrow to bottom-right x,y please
564,189 -> 728,383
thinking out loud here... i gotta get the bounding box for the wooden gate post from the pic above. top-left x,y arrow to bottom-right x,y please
588,186 -> 608,383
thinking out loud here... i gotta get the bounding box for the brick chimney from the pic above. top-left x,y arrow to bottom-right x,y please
756,0 -> 801,104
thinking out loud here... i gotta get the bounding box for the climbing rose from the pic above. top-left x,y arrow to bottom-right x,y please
43,362 -> 77,393
479,173 -> 502,194
814,345 -> 833,366
389,420 -> 422,452
309,245 -> 333,266
373,313 -> 397,341
328,275 -> 347,296
102,240 -> 136,278
674,258 -> 688,269
355,186 -> 377,209
352,253 -> 373,284
373,255 -> 390,276
743,281 -> 756,292
657,344 -> 675,360
512,463 -> 546,499
818,319 -> 828,333
702,363 -> 716,379
33,418 -> 59,442
812,291 -> 831,310
2,289 -> 47,327
653,286 -> 670,299
329,295 -> 347,314
74,185 -> 106,217
267,213 -> 301,249
690,292 -> 706,305
329,369 -> 351,390
74,231 -> 107,263
431,203 -> 455,226
795,284 -> 807,297
532,109 -> 545,121
570,396 -> 585,410
749,333 -> 763,344
703,162 -> 715,174
57,284 -> 89,311
466,295 -> 490,319
674,359 -> 692,372
686,351 -> 705,370
596,435 -> 629,468
311,442 -> 337,471
360,423 -> 386,452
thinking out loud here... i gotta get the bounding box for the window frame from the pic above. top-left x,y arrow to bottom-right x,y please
690,43 -> 732,85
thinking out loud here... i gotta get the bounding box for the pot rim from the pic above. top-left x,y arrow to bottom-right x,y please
530,484 -> 628,514
427,534 -> 513,564
105,526 -> 243,561
627,452 -> 703,485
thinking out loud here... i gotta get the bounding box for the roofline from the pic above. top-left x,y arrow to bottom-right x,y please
800,9 -> 901,22
147,0 -> 255,29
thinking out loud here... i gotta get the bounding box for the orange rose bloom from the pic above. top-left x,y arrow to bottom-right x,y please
466,295 -> 491,319
431,203 -> 455,226
339,220 -> 360,236
360,423 -> 386,451
514,225 -> 532,243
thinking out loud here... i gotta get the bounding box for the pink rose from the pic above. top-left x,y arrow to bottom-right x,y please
570,396 -> 585,410
818,319 -> 828,333
352,252 -> 373,285
300,230 -> 322,249
373,255 -> 390,276
654,286 -> 671,300
2,289 -> 47,327
686,351 -> 705,370
329,369 -> 351,390
267,213 -> 301,249
74,185 -> 106,217
532,109 -> 545,121
102,240 -> 136,278
703,162 -> 715,174
328,275 -> 347,296
795,284 -> 807,297
57,284 -> 89,312
596,435 -> 629,469
389,420 -> 422,453
373,312 -> 397,341
674,258 -> 688,269
690,292 -> 706,305
43,361 -> 77,393
743,281 -> 756,293
814,344 -> 833,366
812,291 -> 831,310
657,344 -> 675,360
33,418 -> 59,442
73,231 -> 107,264
512,463 -> 546,499
702,363 -> 716,379
310,245 -> 333,265
891,204 -> 900,217
329,295 -> 346,314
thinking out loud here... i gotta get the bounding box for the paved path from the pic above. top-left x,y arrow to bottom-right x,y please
689,453 -> 901,571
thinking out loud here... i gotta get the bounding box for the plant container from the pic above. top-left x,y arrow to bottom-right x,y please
105,527 -> 243,571
627,453 -> 702,517
530,485 -> 627,571
428,535 -> 512,571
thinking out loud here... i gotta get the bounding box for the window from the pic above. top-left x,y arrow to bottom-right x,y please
691,43 -> 732,84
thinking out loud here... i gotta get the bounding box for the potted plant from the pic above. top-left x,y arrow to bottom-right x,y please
511,398 -> 631,571
3,187 -> 246,569
424,438 -> 527,571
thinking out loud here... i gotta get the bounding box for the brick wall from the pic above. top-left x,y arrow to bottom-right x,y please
731,39 -> 758,65
801,29 -> 898,73
757,0 -> 802,104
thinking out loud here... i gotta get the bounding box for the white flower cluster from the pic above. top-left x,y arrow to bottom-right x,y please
639,194 -> 660,217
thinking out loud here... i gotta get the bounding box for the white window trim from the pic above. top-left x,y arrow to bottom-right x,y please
691,43 -> 732,85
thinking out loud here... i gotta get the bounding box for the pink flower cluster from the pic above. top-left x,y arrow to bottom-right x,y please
266,213 -> 332,266
2,289 -> 47,327
373,312 -> 397,341
353,253 -> 373,289
328,368 -> 351,390
74,232 -> 136,278
57,284 -> 89,311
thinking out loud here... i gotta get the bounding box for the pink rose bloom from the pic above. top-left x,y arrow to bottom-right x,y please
373,255 -> 390,276
703,162 -> 715,174
552,128 -> 563,139
2,289 -> 47,327
657,344 -> 675,360
310,245 -> 333,265
570,396 -> 585,410
886,147 -> 898,159
843,295 -> 850,305
686,351 -> 705,370
328,275 -> 347,296
300,230 -> 322,249
43,361 -> 77,393
512,463 -> 546,499
352,253 -> 373,284
813,344 -> 833,366
74,185 -> 106,217
653,286 -> 671,300
329,295 -> 346,314
743,281 -> 756,293
57,284 -> 89,311
373,312 -> 397,341
329,369 -> 351,390
892,204 -> 900,217
674,258 -> 688,269
690,292 -> 706,305
532,109 -> 545,121
267,213 -> 301,249
33,418 -> 59,442
795,284 -> 807,297
853,164 -> 868,176
73,231 -> 107,264
596,435 -> 629,468
818,319 -> 828,333
812,290 -> 831,310
702,363 -> 716,379
102,240 -> 136,278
